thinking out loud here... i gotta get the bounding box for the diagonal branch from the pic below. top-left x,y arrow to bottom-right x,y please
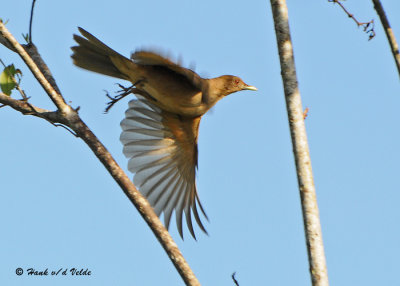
372,0 -> 400,78
0,22 -> 68,111
0,92 -> 57,119
270,0 -> 329,285
0,21 -> 200,286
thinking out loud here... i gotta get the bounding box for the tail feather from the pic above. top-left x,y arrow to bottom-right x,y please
71,28 -> 129,80
77,27 -> 120,56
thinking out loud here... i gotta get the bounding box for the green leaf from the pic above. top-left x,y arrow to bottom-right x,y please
22,33 -> 29,43
0,64 -> 18,96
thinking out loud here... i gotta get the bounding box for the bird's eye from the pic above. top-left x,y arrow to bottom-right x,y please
234,79 -> 240,85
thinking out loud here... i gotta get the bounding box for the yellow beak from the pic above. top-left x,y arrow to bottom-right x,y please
243,85 -> 258,91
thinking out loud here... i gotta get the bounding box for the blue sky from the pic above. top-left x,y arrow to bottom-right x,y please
1,0 -> 399,285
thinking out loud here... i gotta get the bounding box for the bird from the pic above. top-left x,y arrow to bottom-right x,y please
71,27 -> 257,239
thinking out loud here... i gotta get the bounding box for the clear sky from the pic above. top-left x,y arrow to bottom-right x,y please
1,1 -> 399,285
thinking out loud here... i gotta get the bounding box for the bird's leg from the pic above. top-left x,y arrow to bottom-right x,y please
104,79 -> 144,113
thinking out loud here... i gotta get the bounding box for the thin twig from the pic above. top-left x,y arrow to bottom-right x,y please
303,107 -> 309,120
0,92 -> 57,119
28,0 -> 37,43
53,123 -> 78,136
231,272 -> 239,286
0,22 -> 200,286
270,0 -> 329,285
372,0 -> 400,78
0,93 -> 74,134
329,0 -> 376,40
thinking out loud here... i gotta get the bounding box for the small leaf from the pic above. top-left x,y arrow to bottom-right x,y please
0,64 -> 18,96
22,33 -> 29,43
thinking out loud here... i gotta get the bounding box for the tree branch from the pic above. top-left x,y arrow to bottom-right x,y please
0,21 -> 200,286
372,0 -> 400,78
0,92 -> 56,117
0,22 -> 67,111
329,0 -> 376,40
270,1 -> 329,285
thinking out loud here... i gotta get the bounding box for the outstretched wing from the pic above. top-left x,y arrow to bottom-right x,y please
131,50 -> 203,90
120,97 -> 208,239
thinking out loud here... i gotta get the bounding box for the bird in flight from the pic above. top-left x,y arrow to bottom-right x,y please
71,28 -> 257,239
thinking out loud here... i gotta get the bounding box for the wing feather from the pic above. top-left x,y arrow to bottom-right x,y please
120,97 -> 207,238
162,177 -> 186,229
131,50 -> 203,90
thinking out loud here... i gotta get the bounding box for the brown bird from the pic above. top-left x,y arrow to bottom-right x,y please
71,27 -> 257,239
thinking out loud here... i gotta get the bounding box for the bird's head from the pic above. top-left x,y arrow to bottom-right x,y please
214,75 -> 257,97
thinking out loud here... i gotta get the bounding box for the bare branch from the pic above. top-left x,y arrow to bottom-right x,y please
28,0 -> 37,43
0,92 -> 57,118
372,0 -> 400,78
329,0 -> 376,40
270,0 -> 329,285
0,32 -> 16,51
23,43 -> 63,95
232,272 -> 239,286
0,21 -> 68,111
